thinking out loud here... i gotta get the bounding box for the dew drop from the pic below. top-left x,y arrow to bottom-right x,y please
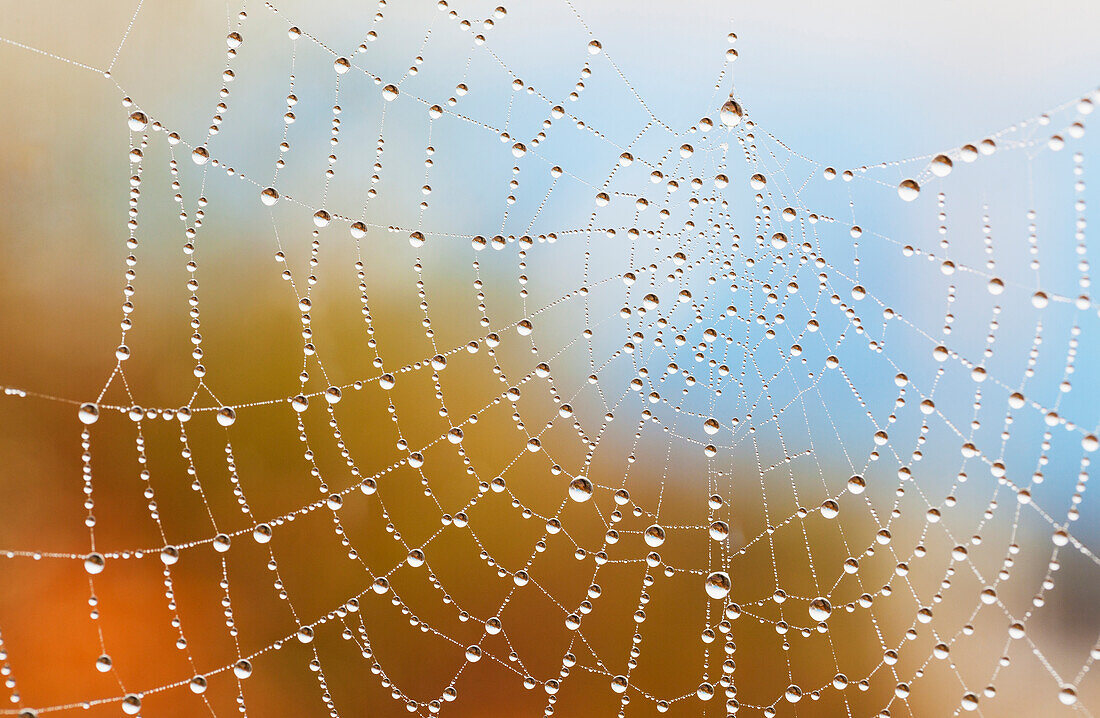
898,179 -> 920,201
84,553 -> 105,575
78,403 -> 100,425
122,695 -> 141,715
127,112 -> 148,132
931,154 -> 953,177
705,571 -> 731,599
643,524 -> 666,547
253,523 -> 273,543
568,477 -> 593,502
808,597 -> 832,622
719,99 -> 743,127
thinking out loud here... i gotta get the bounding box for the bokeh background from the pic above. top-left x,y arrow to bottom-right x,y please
1,1 -> 1100,716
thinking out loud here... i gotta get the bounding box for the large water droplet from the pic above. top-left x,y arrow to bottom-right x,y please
704,571 -> 731,599
568,477 -> 593,502
719,99 -> 743,127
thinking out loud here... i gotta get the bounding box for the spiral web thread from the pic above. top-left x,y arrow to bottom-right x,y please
0,1 -> 1099,717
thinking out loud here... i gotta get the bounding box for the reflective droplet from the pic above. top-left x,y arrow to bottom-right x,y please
78,403 -> 100,425
808,597 -> 832,622
720,99 -> 743,127
216,407 -> 236,427
705,571 -> 731,599
931,154 -> 953,177
253,523 -> 273,543
568,477 -> 593,502
898,179 -> 920,201
122,695 -> 142,715
127,112 -> 148,132
84,553 -> 105,575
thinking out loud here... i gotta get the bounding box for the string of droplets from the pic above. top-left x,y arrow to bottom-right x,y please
0,2 -> 1097,717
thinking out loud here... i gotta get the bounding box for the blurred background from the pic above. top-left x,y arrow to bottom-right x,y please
1,1 -> 1099,716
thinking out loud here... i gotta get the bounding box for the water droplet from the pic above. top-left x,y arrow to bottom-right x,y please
644,524 -> 666,547
931,154 -> 953,177
898,179 -> 920,201
808,597 -> 832,621
720,99 -> 743,127
128,112 -> 148,132
253,523 -> 273,543
84,553 -> 105,575
234,659 -> 253,679
122,695 -> 142,715
78,403 -> 100,425
568,477 -> 593,502
705,571 -> 731,599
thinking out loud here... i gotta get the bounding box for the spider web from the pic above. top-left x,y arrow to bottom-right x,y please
0,1 -> 1098,717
